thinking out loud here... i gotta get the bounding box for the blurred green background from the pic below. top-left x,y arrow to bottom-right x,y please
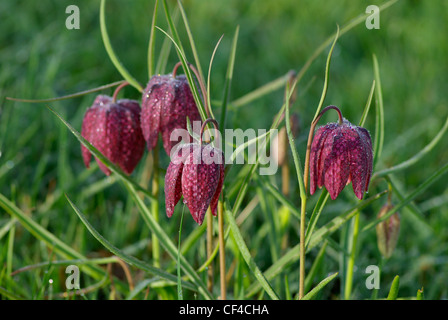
1,0 -> 447,299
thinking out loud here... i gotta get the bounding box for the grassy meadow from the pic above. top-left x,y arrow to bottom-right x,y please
0,0 -> 447,300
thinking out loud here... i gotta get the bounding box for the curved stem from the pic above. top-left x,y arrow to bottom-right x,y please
112,81 -> 130,103
172,61 -> 182,78
303,105 -> 344,193
200,118 -> 220,146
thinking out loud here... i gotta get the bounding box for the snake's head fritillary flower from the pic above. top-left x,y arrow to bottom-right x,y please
376,204 -> 400,259
164,120 -> 224,225
309,107 -> 373,200
141,72 -> 201,155
81,95 -> 145,176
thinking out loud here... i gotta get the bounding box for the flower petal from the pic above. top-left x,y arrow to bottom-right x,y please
181,145 -> 220,225
115,100 -> 146,175
323,130 -> 350,200
141,76 -> 167,151
164,145 -> 192,218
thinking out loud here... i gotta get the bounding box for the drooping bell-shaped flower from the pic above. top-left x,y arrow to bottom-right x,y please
309,106 -> 373,200
164,119 -> 224,225
141,70 -> 201,155
81,94 -> 145,176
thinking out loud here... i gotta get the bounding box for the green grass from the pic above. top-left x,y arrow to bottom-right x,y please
1,0 -> 448,300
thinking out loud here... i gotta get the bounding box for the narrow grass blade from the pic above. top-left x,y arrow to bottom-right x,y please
244,191 -> 386,298
65,195 -> 196,292
177,206 -> 185,300
230,72 -> 291,109
224,203 -> 280,300
100,0 -> 143,92
362,161 -> 448,232
46,105 -> 155,201
0,193 -> 105,280
5,81 -> 126,103
372,54 -> 384,168
358,80 -> 376,127
304,241 -> 328,294
386,275 -> 400,300
312,25 -> 339,121
374,116 -> 448,178
147,0 -> 159,77
220,25 -> 239,130
155,26 -> 208,121
123,180 -> 214,300
304,189 -> 330,249
177,0 -> 204,79
285,79 -> 305,200
260,176 -> 301,220
301,272 -> 338,300
0,286 -> 25,300
155,6 -> 179,75
206,34 -> 225,120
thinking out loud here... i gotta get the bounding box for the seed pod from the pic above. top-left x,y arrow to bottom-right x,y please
309,118 -> 373,200
376,204 -> 400,259
81,95 -> 145,176
165,143 -> 225,225
141,74 -> 201,155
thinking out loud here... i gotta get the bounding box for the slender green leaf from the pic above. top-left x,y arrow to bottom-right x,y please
359,79 -> 376,127
147,0 -> 159,77
224,202 -> 280,300
123,181 -> 214,300
301,272 -> 338,300
230,72 -> 291,109
304,241 -> 328,294
177,0 -> 204,79
312,25 -> 339,121
206,34 -> 224,120
362,162 -> 448,232
155,26 -> 208,121
374,116 -> 448,178
0,193 -> 105,280
372,54 -> 384,168
5,81 -> 126,103
386,275 -> 400,300
245,191 -> 386,298
65,195 -> 197,292
177,206 -> 185,300
100,0 -> 143,92
260,176 -> 301,220
304,189 -> 330,249
220,25 -> 239,130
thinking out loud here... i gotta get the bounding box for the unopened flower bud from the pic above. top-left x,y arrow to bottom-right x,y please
376,204 -> 400,259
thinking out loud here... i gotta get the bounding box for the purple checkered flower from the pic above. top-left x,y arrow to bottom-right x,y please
309,107 -> 373,200
81,95 -> 145,176
164,119 -> 224,225
141,73 -> 201,155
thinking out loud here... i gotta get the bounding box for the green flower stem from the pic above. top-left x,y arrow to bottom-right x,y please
206,208 -> 214,292
344,212 -> 360,300
151,145 -> 161,268
218,198 -> 226,300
